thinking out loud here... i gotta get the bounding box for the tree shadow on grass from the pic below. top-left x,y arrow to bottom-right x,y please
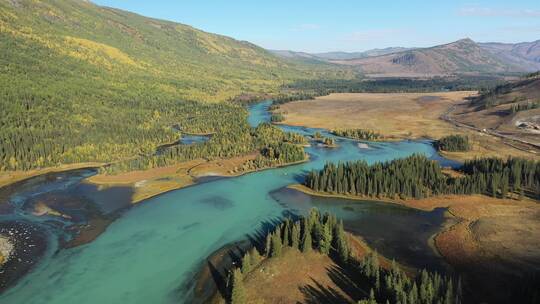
326,264 -> 369,301
298,253 -> 376,304
298,277 -> 351,304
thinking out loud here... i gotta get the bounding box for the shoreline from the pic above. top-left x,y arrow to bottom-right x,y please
0,162 -> 104,190
0,221 -> 48,292
286,184 -> 461,268
0,154 -> 310,254
86,155 -> 310,205
286,183 -> 540,302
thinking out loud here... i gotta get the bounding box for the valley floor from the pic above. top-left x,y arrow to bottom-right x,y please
276,92 -> 539,161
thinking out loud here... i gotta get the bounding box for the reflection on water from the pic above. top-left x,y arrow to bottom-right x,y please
271,187 -> 450,272
180,134 -> 210,145
155,134 -> 211,156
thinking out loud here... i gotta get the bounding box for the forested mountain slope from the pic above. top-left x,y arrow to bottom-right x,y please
480,40 -> 540,71
0,0 -> 342,171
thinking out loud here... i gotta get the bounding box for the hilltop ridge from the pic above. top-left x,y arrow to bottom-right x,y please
272,38 -> 540,77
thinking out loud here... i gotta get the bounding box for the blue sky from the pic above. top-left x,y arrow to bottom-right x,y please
92,0 -> 540,53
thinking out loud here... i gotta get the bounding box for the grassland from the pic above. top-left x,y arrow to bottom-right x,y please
277,92 -> 538,161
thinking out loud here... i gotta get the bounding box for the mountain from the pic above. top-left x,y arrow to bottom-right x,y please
479,40 -> 540,72
0,0 -> 340,171
268,50 -> 329,65
314,47 -> 413,60
270,50 -> 320,60
270,47 -> 412,61
329,38 -> 534,77
272,39 -> 540,77
0,0 -> 319,102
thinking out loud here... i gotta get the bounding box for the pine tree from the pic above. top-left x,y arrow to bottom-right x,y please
270,232 -> 282,257
291,222 -> 300,250
283,221 -> 290,246
265,234 -> 271,257
301,228 -> 312,253
248,247 -> 262,267
230,268 -> 246,304
445,280 -> 454,304
335,220 -> 350,262
241,252 -> 251,274
501,172 -> 509,198
312,220 -> 323,251
319,220 -> 332,254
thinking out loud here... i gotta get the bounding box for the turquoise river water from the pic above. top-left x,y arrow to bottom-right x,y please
0,101 -> 460,303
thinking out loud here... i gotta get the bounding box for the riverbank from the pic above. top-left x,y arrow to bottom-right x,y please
0,162 -> 104,190
288,184 -> 540,303
86,153 -> 309,204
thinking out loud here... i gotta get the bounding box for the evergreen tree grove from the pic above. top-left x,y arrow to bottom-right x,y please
305,154 -> 540,200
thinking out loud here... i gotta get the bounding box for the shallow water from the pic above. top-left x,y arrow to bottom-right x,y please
180,134 -> 210,145
0,101 -> 460,303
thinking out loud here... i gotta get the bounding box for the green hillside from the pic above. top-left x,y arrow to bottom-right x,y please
0,0 -> 343,171
473,72 -> 540,109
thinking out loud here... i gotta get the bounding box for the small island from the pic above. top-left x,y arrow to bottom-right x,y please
332,129 -> 383,141
312,131 -> 338,148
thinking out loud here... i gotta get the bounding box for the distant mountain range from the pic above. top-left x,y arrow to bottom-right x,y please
271,47 -> 414,61
271,39 -> 540,77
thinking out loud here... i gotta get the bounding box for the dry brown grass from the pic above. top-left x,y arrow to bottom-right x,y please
411,194 -> 540,302
243,249 -> 351,303
278,92 -> 537,161
279,92 -> 473,139
221,235 -> 398,304
411,195 -> 540,272
86,154 -> 259,204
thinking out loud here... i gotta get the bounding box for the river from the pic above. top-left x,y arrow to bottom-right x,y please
0,101 -> 460,303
